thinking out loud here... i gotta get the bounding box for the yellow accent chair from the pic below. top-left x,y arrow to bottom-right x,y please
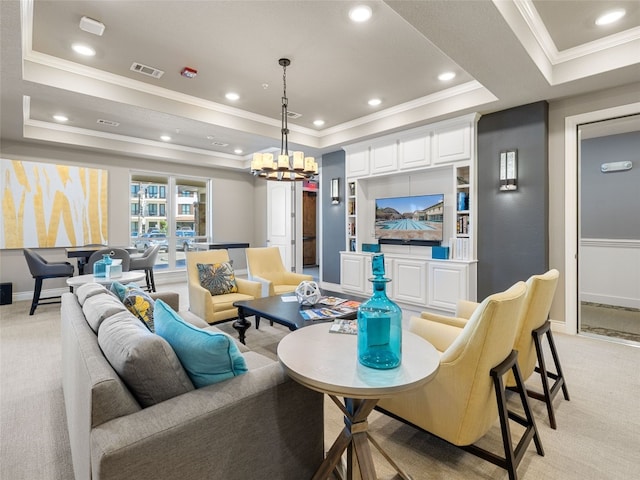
186,250 -> 261,325
245,247 -> 312,297
420,269 -> 568,429
377,281 -> 544,480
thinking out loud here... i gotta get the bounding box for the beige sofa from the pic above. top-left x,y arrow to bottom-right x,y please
61,284 -> 323,480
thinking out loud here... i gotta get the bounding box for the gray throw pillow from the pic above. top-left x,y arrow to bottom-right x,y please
98,311 -> 194,407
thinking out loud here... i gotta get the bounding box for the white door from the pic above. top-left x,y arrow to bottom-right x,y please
267,181 -> 303,272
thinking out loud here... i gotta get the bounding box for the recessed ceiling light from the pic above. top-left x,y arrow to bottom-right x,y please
368,98 -> 381,107
349,5 -> 372,23
595,9 -> 626,26
438,72 -> 456,81
160,135 -> 171,142
53,114 -> 68,122
234,148 -> 243,154
71,43 -> 95,56
225,92 -> 240,101
313,119 -> 325,127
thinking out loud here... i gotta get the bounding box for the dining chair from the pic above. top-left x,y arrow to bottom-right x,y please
85,248 -> 131,274
23,248 -> 74,315
129,244 -> 161,292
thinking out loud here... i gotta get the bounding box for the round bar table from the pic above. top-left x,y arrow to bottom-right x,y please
66,271 -> 146,291
277,323 -> 440,480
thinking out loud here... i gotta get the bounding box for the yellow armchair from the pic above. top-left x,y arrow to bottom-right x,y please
377,281 -> 544,480
418,269 -> 568,429
185,250 -> 261,324
245,247 -> 312,297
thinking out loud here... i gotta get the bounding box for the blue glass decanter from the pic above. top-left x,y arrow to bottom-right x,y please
357,253 -> 402,369
93,254 -> 112,278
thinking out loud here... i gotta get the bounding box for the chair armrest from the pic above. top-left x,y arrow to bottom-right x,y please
235,278 -> 262,299
90,364 -> 324,479
282,272 -> 313,285
150,291 -> 179,311
410,315 -> 465,353
456,299 -> 479,319
249,275 -> 274,297
420,311 -> 469,329
187,283 -> 214,323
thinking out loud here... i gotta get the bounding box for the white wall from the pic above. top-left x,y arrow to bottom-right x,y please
0,140 -> 259,299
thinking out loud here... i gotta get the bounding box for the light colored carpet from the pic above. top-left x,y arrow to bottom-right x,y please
2,288 -> 640,480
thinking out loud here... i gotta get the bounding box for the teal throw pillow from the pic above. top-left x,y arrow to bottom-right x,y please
154,299 -> 247,388
110,281 -> 142,302
197,262 -> 238,296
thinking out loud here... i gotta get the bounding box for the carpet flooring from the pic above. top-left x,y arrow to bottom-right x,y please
2,288 -> 640,479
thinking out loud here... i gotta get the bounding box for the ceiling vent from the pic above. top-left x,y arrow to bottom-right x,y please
211,141 -> 229,147
130,62 -> 164,79
97,119 -> 119,127
286,111 -> 302,119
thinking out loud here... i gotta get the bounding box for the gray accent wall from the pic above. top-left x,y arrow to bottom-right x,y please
321,150 -> 346,284
580,131 -> 640,239
477,102 -> 549,299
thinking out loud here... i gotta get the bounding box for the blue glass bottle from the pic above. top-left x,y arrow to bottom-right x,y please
93,254 -> 111,278
357,253 -> 402,369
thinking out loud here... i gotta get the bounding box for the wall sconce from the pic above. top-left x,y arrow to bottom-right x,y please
331,178 -> 340,204
499,150 -> 518,191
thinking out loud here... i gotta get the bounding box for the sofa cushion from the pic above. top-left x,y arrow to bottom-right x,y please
154,299 -> 248,388
98,310 -> 194,407
76,282 -> 110,305
197,262 -> 238,295
82,293 -> 129,333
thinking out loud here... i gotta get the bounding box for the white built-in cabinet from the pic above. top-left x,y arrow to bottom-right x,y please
340,113 -> 479,313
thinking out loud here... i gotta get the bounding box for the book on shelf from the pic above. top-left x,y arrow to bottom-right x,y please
329,318 -> 357,335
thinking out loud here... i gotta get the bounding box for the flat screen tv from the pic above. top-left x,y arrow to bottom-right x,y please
375,194 -> 444,246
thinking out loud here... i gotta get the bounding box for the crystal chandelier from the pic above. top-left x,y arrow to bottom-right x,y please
250,58 -> 318,181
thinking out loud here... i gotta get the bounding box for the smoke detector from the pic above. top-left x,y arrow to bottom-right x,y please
181,67 -> 197,78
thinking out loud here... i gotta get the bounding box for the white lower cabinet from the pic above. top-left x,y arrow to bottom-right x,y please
427,261 -> 469,311
340,252 -> 473,313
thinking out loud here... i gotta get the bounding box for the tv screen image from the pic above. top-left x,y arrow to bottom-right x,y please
375,194 -> 444,244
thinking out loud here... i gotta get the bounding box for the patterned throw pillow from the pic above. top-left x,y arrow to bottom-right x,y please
197,262 -> 238,296
123,288 -> 156,332
110,281 -> 142,302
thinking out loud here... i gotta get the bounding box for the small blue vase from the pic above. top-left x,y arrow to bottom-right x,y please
93,254 -> 112,278
357,253 -> 402,369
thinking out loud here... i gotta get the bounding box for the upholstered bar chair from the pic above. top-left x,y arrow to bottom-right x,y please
245,246 -> 312,297
23,248 -> 74,315
185,249 -> 261,324
420,269 -> 569,429
377,282 -> 544,480
129,244 -> 161,292
85,248 -> 131,274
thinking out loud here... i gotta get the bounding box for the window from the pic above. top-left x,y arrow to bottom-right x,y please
130,174 -> 209,271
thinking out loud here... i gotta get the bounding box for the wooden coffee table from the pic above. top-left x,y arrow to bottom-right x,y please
233,293 -> 360,344
278,323 -> 440,480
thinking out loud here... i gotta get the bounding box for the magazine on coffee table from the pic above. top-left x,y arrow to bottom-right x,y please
298,300 -> 361,321
329,319 -> 357,335
317,296 -> 347,306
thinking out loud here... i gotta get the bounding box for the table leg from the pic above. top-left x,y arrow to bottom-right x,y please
232,307 -> 251,345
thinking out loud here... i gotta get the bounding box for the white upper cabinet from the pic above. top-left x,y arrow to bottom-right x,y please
433,122 -> 471,164
399,133 -> 431,170
370,141 -> 398,175
345,148 -> 370,178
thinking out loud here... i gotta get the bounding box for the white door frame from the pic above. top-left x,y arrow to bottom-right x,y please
563,102 -> 640,335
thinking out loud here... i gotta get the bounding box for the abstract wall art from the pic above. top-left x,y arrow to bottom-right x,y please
1,159 -> 108,249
